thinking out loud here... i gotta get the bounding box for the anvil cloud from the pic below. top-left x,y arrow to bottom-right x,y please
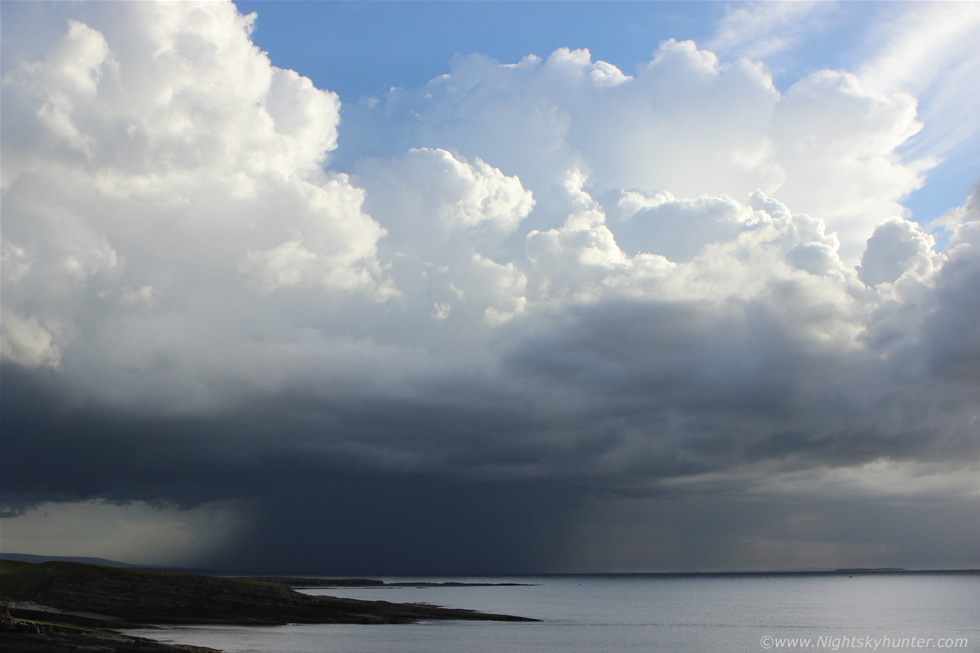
2,1 -> 979,573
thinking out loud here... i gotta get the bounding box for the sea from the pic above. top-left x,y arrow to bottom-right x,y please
124,573 -> 980,653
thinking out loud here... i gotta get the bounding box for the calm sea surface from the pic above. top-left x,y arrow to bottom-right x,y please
125,574 -> 980,652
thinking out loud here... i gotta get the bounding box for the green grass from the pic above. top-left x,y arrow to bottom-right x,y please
0,559 -> 76,601
0,559 -> 284,603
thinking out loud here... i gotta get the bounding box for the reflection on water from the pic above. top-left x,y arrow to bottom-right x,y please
125,574 -> 980,653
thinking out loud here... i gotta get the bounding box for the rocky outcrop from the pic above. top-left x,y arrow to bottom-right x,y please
0,604 -> 219,652
1,561 -> 536,626
3,562 -> 531,626
0,561 -> 534,651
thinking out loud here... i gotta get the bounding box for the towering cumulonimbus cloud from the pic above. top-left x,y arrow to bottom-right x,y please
345,38 -> 927,262
1,1 -> 978,572
1,2 -> 391,406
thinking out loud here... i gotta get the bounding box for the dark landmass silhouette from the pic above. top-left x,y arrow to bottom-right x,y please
0,560 -> 535,652
250,576 -> 535,588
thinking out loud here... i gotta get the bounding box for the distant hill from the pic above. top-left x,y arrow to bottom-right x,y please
834,567 -> 907,573
0,552 -> 138,568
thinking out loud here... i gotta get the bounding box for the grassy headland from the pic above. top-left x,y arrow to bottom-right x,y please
0,559 -> 534,651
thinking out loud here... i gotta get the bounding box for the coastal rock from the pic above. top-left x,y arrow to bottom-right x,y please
1,560 -> 536,627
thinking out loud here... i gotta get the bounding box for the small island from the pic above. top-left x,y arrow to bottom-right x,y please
0,560 -> 536,652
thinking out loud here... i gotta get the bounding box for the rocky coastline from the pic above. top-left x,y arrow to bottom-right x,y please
0,560 -> 535,652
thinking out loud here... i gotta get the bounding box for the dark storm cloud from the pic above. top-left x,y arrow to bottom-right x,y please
1,363 -> 587,572
502,296 -> 979,480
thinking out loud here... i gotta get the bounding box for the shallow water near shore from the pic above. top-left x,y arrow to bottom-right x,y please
125,573 -> 980,653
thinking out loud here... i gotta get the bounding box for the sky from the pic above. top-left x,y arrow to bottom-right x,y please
1,0 -> 979,574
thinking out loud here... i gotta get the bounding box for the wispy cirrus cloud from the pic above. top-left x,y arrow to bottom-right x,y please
707,1 -> 830,60
857,2 -> 980,161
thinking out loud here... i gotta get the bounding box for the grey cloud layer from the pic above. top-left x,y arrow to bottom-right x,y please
2,2 -> 978,571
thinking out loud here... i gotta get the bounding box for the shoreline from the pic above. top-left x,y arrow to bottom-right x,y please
247,576 -> 537,589
0,560 -> 536,652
